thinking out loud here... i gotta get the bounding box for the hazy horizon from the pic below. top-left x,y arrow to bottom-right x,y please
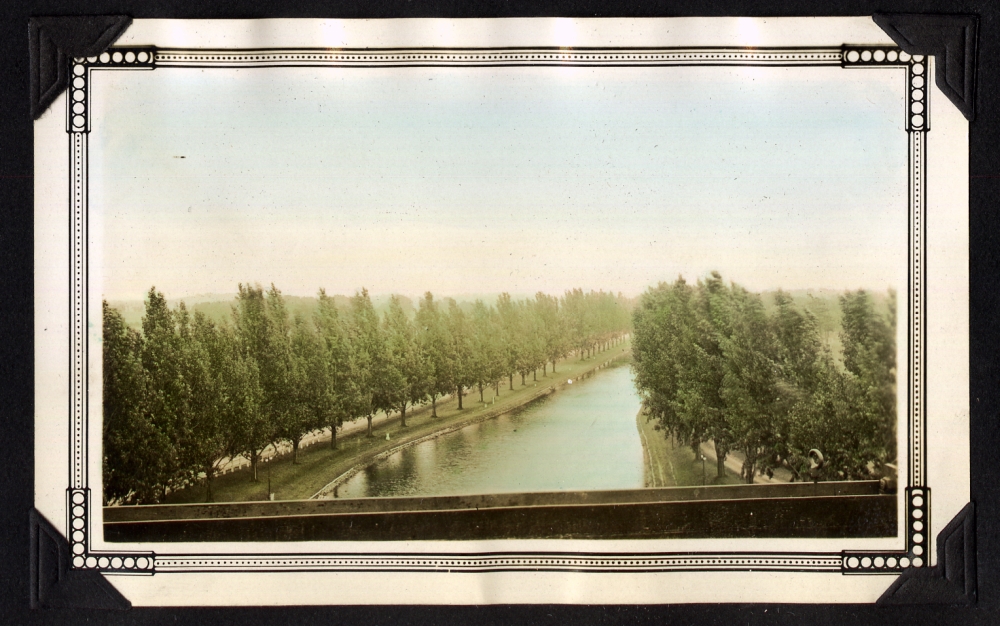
89,64 -> 907,302
105,282 -> 895,309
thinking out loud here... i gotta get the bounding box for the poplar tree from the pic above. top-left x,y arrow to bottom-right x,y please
534,292 -> 567,375
446,299 -> 476,409
383,295 -> 425,426
632,274 -> 897,485
280,313 -> 325,463
315,289 -> 353,449
347,288 -> 391,437
837,289 -> 897,477
102,301 -> 165,504
102,282 -> 637,502
231,284 -> 274,482
495,293 -> 522,389
180,312 -> 232,501
416,292 -> 454,417
470,300 -> 503,402
140,288 -> 191,498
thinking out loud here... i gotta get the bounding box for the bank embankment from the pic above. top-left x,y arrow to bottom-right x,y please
164,341 -> 632,504
636,410 -> 742,487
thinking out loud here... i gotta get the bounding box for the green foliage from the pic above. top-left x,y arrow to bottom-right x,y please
314,289 -> 353,447
469,300 -> 505,399
383,295 -> 426,424
632,273 -> 896,484
230,284 -> 274,481
180,312 -> 229,499
415,292 -> 455,415
102,301 -> 167,504
103,283 -> 633,503
347,288 -> 396,436
446,299 -> 476,408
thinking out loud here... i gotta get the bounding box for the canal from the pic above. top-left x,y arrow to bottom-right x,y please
334,361 -> 645,499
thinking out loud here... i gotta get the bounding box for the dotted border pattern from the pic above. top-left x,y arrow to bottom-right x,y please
69,129 -> 86,489
909,130 -> 927,487
67,52 -> 155,486
154,47 -> 844,67
155,552 -> 843,574
842,46 -> 930,132
66,45 -> 927,576
842,487 -> 930,574
66,56 -> 158,574
844,44 -> 929,492
67,489 -> 156,574
66,62 -> 89,133
68,61 -> 88,492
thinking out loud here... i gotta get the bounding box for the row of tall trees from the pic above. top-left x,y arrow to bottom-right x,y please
103,285 -> 632,504
631,272 -> 896,484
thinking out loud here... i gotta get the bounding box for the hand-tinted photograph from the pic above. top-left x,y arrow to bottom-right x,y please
94,60 -> 905,542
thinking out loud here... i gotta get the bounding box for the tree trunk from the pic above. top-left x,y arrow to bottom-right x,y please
457,385 -> 464,410
521,372 -> 525,386
714,441 -> 727,479
205,465 -> 214,503
250,449 -> 260,483
292,437 -> 300,464
543,362 -> 547,376
330,424 -> 338,449
366,415 -> 373,437
400,402 -> 408,427
495,382 -> 500,396
551,359 -> 556,373
432,395 -> 438,417
479,382 -> 484,403
742,455 -> 755,484
533,369 -> 537,382
509,373 -> 513,389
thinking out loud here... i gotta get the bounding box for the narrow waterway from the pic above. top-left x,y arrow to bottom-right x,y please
334,362 -> 644,499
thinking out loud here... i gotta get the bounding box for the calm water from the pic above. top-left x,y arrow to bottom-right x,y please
333,362 -> 644,499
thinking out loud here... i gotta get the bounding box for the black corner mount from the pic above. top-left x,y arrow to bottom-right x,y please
29,509 -> 132,610
873,13 -> 978,122
877,502 -> 976,605
29,16 -> 132,120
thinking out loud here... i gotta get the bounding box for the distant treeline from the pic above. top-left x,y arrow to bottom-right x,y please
103,285 -> 633,504
632,272 -> 896,484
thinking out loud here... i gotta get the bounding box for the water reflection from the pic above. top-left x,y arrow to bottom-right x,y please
335,362 -> 644,498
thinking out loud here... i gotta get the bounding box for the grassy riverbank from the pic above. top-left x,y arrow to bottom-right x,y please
165,341 -> 632,503
636,409 -> 741,487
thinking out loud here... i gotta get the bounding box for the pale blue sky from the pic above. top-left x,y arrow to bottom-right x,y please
89,64 -> 908,301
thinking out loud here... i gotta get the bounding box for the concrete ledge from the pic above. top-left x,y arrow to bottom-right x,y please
105,480 -> 882,521
103,482 -> 894,542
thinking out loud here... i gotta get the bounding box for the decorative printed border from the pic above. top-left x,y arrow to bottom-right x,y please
153,46 -> 844,68
154,552 -> 845,574
65,45 -> 929,577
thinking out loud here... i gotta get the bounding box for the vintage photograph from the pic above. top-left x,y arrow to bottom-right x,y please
92,53 -> 904,541
30,16 -> 972,605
